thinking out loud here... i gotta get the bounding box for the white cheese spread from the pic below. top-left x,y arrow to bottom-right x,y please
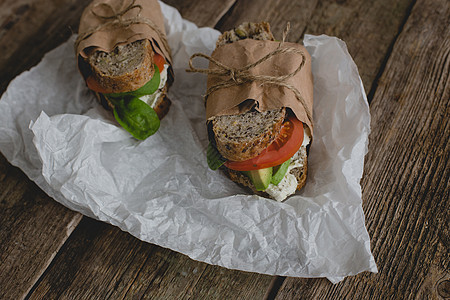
265,128 -> 311,202
139,64 -> 168,108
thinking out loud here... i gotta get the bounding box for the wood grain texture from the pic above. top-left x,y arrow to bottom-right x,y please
0,155 -> 82,300
27,217 -> 274,299
215,0 -> 318,44
27,218 -> 206,299
276,0 -> 450,298
164,0 -> 237,28
0,0 -> 92,94
0,1 -> 93,299
215,0 -> 413,97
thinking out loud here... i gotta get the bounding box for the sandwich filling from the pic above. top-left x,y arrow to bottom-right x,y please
139,63 -> 169,108
86,52 -> 168,140
264,131 -> 310,201
207,115 -> 311,201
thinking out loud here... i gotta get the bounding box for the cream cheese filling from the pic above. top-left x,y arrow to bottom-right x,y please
139,63 -> 169,108
265,128 -> 311,202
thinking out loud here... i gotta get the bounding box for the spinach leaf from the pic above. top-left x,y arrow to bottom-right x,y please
207,142 -> 227,170
107,65 -> 161,99
111,96 -> 160,140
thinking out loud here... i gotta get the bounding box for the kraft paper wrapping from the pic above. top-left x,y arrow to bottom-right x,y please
206,39 -> 314,134
76,0 -> 172,76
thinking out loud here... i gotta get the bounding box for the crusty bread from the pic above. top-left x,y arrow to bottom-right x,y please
152,85 -> 171,120
87,39 -> 155,93
216,22 -> 275,47
211,108 -> 286,161
88,38 -> 172,121
211,22 -> 283,162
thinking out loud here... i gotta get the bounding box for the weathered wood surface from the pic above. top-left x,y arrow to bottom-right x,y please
0,156 -> 82,300
0,0 -> 448,299
0,1 -> 90,298
276,0 -> 450,298
164,0 -> 236,28
29,217 -> 273,299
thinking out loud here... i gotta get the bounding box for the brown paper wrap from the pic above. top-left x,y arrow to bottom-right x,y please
203,39 -> 313,134
75,0 -> 172,79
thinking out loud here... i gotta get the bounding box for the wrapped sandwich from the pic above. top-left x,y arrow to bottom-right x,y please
75,0 -> 173,140
189,22 -> 314,201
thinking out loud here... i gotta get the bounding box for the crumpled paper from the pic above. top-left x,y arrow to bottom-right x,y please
0,2 -> 377,282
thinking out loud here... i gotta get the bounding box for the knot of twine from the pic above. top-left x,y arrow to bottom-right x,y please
75,0 -> 170,58
186,23 -> 312,124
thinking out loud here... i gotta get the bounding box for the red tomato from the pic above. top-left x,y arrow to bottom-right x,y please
154,53 -> 165,72
86,75 -> 113,94
225,116 -> 304,171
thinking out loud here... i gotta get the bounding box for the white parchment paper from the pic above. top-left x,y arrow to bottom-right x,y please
0,2 -> 377,281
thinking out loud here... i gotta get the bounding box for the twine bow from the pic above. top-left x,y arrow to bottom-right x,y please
75,0 -> 170,58
186,23 -> 312,124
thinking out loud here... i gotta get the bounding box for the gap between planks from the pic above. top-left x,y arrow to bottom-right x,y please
366,0 -> 418,103
23,214 -> 83,300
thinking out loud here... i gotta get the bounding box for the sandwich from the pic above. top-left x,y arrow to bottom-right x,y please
76,0 -> 173,140
205,22 -> 312,202
80,39 -> 172,140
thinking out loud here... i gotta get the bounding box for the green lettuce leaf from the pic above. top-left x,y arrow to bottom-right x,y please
207,142 -> 227,170
111,97 -> 160,140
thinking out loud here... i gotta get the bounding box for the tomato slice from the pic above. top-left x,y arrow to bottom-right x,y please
86,75 -> 114,94
154,53 -> 165,72
224,116 -> 304,171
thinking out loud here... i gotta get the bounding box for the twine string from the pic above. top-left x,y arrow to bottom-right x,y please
75,0 -> 170,59
186,23 -> 312,124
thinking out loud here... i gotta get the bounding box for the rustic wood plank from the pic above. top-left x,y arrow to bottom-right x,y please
27,217 -> 274,299
0,0 -> 92,94
0,155 -> 82,300
26,218 -> 205,299
276,0 -> 450,298
0,1 -> 92,299
164,0 -> 237,28
180,266 -> 273,299
215,0 -> 414,97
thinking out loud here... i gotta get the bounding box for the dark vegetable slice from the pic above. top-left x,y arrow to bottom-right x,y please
207,142 -> 226,170
111,97 -> 160,140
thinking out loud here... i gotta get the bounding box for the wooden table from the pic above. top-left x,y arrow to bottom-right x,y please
0,0 -> 448,299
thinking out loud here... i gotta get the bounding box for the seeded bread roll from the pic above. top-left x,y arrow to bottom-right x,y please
87,39 -> 155,94
211,22 -> 309,200
212,108 -> 286,161
216,22 -> 275,47
211,22 -> 283,162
